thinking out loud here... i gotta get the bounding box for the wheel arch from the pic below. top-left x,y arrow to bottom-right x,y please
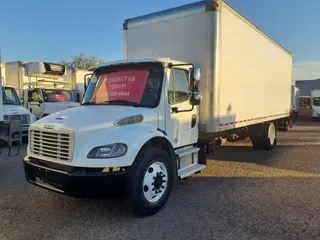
134,137 -> 178,183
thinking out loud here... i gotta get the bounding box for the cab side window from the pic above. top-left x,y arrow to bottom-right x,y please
28,89 -> 41,102
168,69 -> 189,105
4,89 -> 14,101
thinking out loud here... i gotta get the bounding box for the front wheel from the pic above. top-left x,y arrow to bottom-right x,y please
127,147 -> 173,216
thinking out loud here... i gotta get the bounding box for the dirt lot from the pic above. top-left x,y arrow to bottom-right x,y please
0,121 -> 319,240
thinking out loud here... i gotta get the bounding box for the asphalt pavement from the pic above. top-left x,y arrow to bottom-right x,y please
0,121 -> 319,240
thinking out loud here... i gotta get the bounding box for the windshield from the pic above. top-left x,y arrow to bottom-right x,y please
42,89 -> 74,102
82,63 -> 163,108
2,87 -> 21,105
313,97 -> 320,107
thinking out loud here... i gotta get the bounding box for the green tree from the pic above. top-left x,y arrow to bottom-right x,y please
60,53 -> 104,69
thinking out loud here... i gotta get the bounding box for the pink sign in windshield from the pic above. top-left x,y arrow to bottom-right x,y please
90,70 -> 150,104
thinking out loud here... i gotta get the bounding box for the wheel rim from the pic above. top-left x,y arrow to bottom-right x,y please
142,161 -> 168,203
268,123 -> 276,145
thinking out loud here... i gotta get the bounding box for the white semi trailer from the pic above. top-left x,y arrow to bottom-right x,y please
5,61 -> 80,119
24,0 -> 292,216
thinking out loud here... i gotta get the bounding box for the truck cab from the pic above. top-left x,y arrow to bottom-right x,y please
24,88 -> 80,119
24,58 -> 203,215
311,89 -> 320,120
2,86 -> 37,136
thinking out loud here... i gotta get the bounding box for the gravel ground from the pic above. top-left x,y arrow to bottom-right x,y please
0,121 -> 319,240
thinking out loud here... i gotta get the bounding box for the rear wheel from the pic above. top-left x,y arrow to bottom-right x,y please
282,120 -> 289,131
251,122 -> 276,150
216,138 -> 227,146
127,147 -> 173,216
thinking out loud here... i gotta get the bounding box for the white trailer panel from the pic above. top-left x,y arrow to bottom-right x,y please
218,3 -> 292,131
64,68 -> 92,98
124,0 -> 292,133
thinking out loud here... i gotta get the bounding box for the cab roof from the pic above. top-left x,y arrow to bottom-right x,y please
89,58 -> 189,71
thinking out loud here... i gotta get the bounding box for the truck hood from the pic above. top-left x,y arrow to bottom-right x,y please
33,105 -> 159,132
43,102 -> 80,115
3,104 -> 33,115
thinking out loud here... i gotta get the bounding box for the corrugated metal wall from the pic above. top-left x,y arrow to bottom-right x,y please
296,79 -> 320,96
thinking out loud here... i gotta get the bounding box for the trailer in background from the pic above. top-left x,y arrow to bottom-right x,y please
64,68 -> 93,102
291,85 -> 300,119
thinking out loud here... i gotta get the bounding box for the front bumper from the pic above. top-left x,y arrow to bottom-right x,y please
24,156 -> 128,197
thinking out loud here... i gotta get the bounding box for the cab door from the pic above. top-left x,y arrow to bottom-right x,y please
165,68 -> 198,148
27,89 -> 44,119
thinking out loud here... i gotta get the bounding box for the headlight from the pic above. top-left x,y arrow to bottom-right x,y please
87,143 -> 128,158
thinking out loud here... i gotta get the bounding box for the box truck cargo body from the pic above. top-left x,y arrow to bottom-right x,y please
124,0 -> 292,133
24,0 -> 292,216
64,68 -> 93,101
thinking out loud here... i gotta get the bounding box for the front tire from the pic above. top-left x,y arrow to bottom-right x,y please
127,147 -> 173,216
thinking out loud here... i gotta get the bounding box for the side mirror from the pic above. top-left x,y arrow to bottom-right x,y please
191,92 -> 201,105
194,68 -> 201,82
38,99 -> 43,104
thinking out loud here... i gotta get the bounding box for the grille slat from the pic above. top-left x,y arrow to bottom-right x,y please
30,129 -> 74,161
32,136 -> 70,144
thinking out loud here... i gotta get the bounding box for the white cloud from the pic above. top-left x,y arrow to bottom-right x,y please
293,61 -> 320,81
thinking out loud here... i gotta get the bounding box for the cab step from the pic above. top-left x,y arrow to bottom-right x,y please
178,164 -> 205,179
175,146 -> 199,157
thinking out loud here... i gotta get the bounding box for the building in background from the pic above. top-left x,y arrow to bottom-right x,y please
296,79 -> 320,96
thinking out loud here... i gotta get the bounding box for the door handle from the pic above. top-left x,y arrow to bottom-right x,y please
191,114 -> 197,128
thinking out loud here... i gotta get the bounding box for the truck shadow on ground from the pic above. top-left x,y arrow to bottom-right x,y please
212,144 -> 320,175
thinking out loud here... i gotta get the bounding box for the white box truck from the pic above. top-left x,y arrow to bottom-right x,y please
24,0 -> 292,216
1,62 -> 37,136
291,86 -> 300,119
311,89 -> 320,120
63,68 -> 93,102
5,61 -> 80,119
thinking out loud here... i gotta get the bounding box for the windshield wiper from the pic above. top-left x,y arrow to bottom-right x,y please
104,100 -> 139,107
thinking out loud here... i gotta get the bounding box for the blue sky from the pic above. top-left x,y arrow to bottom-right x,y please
0,0 -> 319,80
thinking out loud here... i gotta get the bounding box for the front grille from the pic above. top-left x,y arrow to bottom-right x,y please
4,114 -> 30,124
30,129 -> 74,161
